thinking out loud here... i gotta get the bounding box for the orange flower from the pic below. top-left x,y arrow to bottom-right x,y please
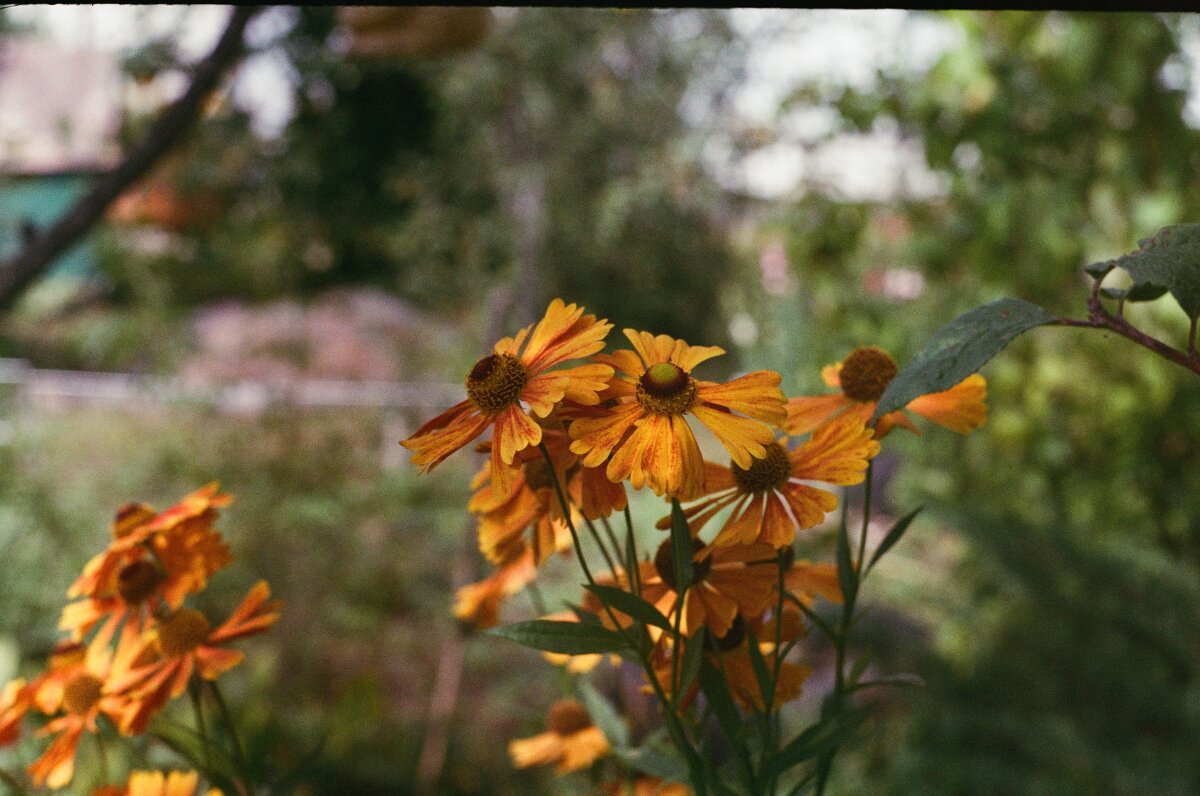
569,330 -> 786,498
665,412 -> 878,548
603,777 -> 691,795
785,346 -> 987,438
402,299 -> 613,493
453,546 -> 537,630
636,539 -> 779,637
712,613 -> 812,712
97,770 -> 224,796
27,646 -> 140,789
508,699 -> 611,773
107,582 -> 281,735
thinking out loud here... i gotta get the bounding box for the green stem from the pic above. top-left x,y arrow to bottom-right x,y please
623,505 -> 641,595
584,516 -> 621,577
526,580 -> 549,617
190,678 -> 212,774
599,516 -> 626,574
537,444 -> 711,795
209,680 -> 253,794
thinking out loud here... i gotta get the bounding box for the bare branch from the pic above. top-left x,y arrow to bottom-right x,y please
0,5 -> 263,309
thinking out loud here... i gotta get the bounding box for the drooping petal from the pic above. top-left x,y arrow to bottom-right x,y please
696,370 -> 787,425
906,374 -> 987,433
783,393 -> 852,436
874,410 -> 921,439
711,493 -> 765,547
786,561 -> 842,604
196,646 -> 245,680
557,725 -> 611,773
509,731 -> 565,769
780,482 -> 838,530
759,492 -> 796,547
401,401 -> 490,472
690,405 -> 774,470
789,411 -> 879,485
577,465 -> 627,519
493,405 -> 543,465
569,402 -> 643,468
523,362 -> 613,410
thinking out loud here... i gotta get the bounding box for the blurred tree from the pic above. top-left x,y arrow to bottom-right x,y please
100,9 -> 750,349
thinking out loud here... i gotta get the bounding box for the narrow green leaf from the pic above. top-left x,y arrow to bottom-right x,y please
578,678 -> 630,749
678,627 -> 706,695
873,298 -> 1055,420
669,499 -> 695,592
744,623 -> 774,711
836,522 -> 857,607
149,720 -> 241,789
847,650 -> 873,687
489,620 -> 627,655
1102,224 -> 1200,318
584,583 -> 673,631
867,507 -> 923,571
771,703 -> 875,776
567,604 -> 601,625
698,656 -> 747,746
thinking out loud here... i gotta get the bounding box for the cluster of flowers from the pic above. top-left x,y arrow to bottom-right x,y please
0,485 -> 281,793
403,299 -> 986,785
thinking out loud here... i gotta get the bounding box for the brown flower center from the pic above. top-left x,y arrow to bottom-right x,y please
62,673 -> 104,716
466,353 -> 529,414
636,363 -> 697,415
838,346 -> 898,402
714,616 -> 746,652
730,442 -> 791,494
116,560 -> 164,605
547,699 -> 593,736
653,538 -> 711,592
155,608 -> 212,657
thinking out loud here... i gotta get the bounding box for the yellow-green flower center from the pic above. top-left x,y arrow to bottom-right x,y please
730,442 -> 791,494
636,362 -> 696,415
116,560 -> 164,605
155,608 -> 212,657
62,673 -> 104,716
653,538 -> 711,592
466,353 -> 529,414
839,346 -> 898,402
547,699 -> 593,736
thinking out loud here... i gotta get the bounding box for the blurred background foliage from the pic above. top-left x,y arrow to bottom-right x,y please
1,7 -> 1199,794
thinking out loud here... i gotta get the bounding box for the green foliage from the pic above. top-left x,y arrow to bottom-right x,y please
490,620 -> 628,655
874,298 -> 1055,418
1093,224 -> 1200,318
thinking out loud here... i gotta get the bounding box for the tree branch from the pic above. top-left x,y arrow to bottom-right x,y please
0,5 -> 262,309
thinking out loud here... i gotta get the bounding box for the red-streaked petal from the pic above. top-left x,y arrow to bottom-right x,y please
789,411 -> 879,485
568,403 -> 643,468
783,393 -> 852,436
690,405 -> 774,469
401,400 -> 490,471
696,371 -> 786,424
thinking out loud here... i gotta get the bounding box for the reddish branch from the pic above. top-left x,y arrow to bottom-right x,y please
1053,283 -> 1200,377
0,5 -> 262,309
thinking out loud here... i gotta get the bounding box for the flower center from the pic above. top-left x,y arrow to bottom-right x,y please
838,346 -> 898,402
466,354 -> 529,414
112,502 -> 156,539
155,608 -> 212,657
730,442 -> 791,494
62,673 -> 104,716
116,560 -> 164,605
653,538 -> 711,592
547,699 -> 593,736
636,363 -> 697,415
522,460 -> 554,492
714,616 -> 746,652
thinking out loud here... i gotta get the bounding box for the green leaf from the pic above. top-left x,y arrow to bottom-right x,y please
669,499 -> 695,592
835,522 -> 857,608
584,584 -> 673,631
770,703 -> 875,777
848,650 -> 873,687
698,655 -> 754,778
873,298 -> 1055,420
678,627 -> 706,695
489,620 -> 627,655
616,729 -> 690,782
1100,224 -> 1200,318
867,507 -> 923,571
1083,260 -> 1114,280
744,623 -> 774,712
578,678 -> 630,749
149,720 -> 241,791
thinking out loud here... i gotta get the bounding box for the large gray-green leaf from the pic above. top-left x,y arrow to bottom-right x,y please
873,298 -> 1055,420
1092,224 -> 1200,318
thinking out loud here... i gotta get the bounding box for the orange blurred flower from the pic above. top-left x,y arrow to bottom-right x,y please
569,330 -> 786,498
453,546 -> 537,630
402,299 -> 613,493
508,699 -> 611,773
785,346 -> 986,438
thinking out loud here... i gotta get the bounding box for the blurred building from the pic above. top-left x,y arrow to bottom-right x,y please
0,36 -> 122,278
